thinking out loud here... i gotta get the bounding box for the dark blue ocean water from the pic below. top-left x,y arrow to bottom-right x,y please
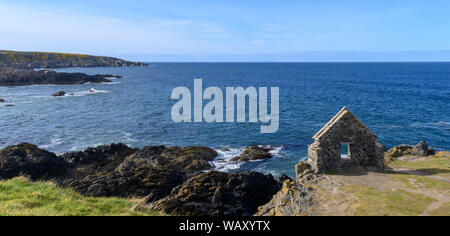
1,63 -> 449,177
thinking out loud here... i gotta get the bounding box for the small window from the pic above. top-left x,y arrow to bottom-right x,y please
341,143 -> 350,159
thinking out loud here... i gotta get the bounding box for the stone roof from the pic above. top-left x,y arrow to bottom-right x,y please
312,107 -> 373,140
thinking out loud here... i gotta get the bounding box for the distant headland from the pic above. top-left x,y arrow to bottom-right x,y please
0,50 -> 147,69
0,50 -> 147,87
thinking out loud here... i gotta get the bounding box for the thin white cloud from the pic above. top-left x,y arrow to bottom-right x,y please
0,3 -> 242,54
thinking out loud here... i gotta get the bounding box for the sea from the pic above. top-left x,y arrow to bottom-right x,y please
1,63 -> 449,177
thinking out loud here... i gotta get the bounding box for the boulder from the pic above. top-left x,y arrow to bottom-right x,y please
412,140 -> 435,156
385,141 -> 435,159
255,180 -> 313,216
147,171 -> 280,216
231,145 -> 273,162
52,91 -> 66,97
0,143 -> 66,180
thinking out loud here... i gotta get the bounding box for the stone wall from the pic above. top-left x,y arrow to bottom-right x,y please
307,107 -> 385,172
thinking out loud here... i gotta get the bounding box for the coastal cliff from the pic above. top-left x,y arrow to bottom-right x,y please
0,50 -> 147,69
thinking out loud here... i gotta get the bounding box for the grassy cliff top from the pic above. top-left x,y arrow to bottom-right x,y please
0,177 -> 160,216
0,50 -> 147,69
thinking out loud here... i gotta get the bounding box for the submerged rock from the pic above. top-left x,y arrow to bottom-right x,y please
148,171 -> 280,216
231,145 -> 273,162
52,91 -> 66,97
0,143 -> 66,180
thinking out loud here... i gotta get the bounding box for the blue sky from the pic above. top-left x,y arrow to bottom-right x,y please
1,0 -> 450,61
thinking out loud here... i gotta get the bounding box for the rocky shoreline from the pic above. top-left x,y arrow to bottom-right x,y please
0,143 -> 282,216
0,68 -> 123,86
0,50 -> 146,86
0,140 -> 446,216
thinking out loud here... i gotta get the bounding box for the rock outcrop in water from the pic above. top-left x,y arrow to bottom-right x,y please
231,145 -> 274,162
0,50 -> 147,69
52,91 -> 66,97
0,68 -> 118,86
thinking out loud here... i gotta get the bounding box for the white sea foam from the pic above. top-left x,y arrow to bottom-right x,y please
101,81 -> 122,85
123,132 -> 138,142
411,121 -> 450,129
39,137 -> 63,149
210,147 -> 245,172
210,145 -> 284,172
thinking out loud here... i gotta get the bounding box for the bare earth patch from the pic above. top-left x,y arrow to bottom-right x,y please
307,156 -> 449,216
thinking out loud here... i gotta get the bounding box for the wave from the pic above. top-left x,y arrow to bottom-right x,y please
39,137 -> 63,149
210,147 -> 245,172
210,145 -> 284,172
123,132 -> 138,143
411,121 -> 450,130
101,81 -> 122,85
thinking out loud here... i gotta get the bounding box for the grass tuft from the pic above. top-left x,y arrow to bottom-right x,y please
0,177 -> 160,216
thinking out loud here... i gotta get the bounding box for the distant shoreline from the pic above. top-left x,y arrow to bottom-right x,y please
0,50 -> 147,86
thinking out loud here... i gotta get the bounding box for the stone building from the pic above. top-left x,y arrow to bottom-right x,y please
306,107 -> 385,172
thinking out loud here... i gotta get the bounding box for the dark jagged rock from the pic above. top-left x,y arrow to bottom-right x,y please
0,143 -> 66,180
148,171 -> 281,216
63,166 -> 185,199
0,50 -> 148,69
0,98 -> 6,103
59,144 -> 216,199
52,91 -> 66,97
255,180 -> 313,216
0,68 -> 116,86
231,145 -> 273,162
412,140 -> 435,156
277,173 -> 293,183
119,145 -> 218,177
58,143 -> 137,167
385,140 -> 435,159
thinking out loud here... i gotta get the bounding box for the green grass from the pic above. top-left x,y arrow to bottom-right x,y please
389,157 -> 450,177
430,202 -> 450,216
0,177 -> 160,216
343,185 -> 436,216
392,174 -> 450,191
